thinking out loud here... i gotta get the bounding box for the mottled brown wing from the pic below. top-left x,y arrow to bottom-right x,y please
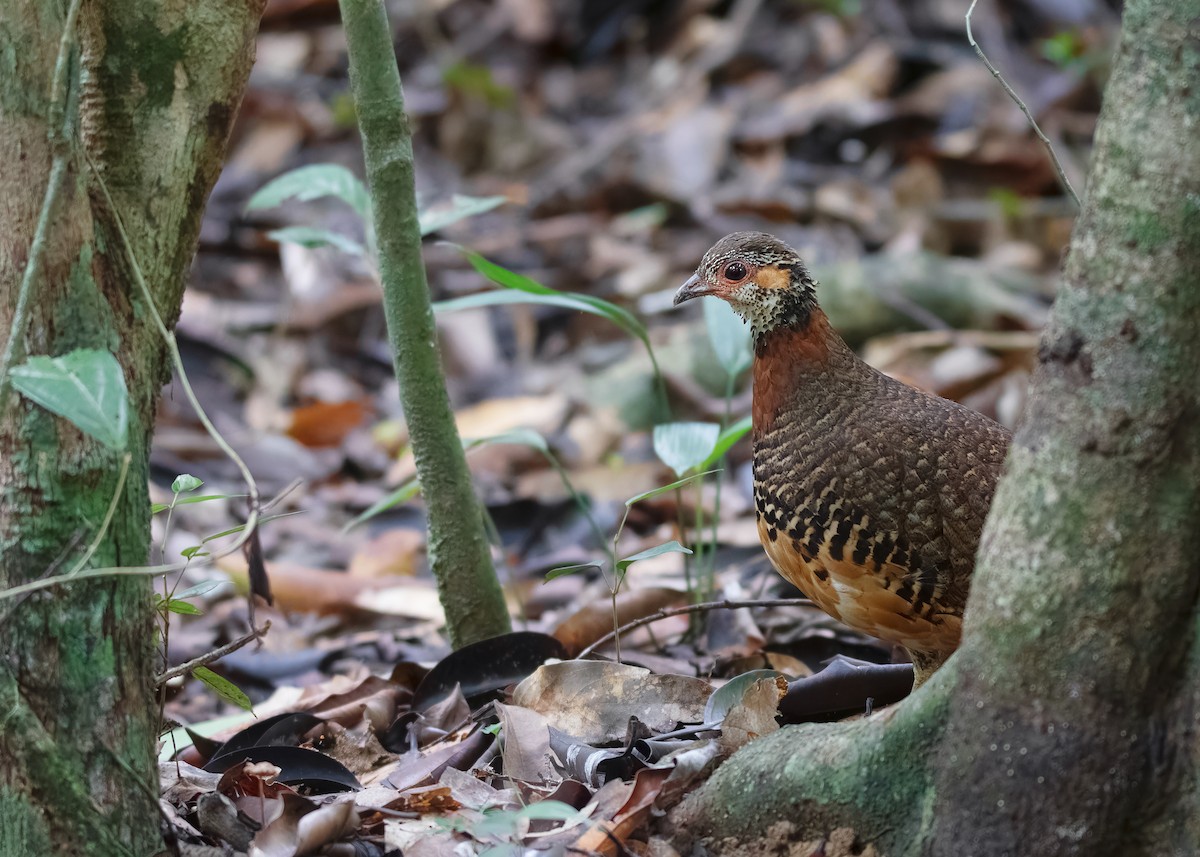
754,371 -> 1009,654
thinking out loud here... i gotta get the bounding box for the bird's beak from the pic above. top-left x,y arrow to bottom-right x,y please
673,274 -> 714,306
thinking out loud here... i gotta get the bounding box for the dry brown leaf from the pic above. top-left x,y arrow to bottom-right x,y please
513,661 -> 712,743
494,702 -> 554,784
571,767 -> 671,856
347,528 -> 425,579
386,785 -> 461,813
249,792 -> 359,857
552,587 -> 688,657
286,399 -> 370,448
218,554 -> 443,620
717,676 -> 783,755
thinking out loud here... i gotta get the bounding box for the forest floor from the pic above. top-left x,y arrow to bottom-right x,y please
156,1 -> 1119,853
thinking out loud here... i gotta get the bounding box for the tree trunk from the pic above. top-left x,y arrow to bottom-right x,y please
670,3 -> 1200,854
0,0 -> 262,853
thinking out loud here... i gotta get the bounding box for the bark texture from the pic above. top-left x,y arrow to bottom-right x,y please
671,3 -> 1200,854
0,0 -> 262,853
339,0 -> 511,648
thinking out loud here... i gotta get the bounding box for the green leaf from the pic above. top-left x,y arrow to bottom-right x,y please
173,580 -> 227,600
342,478 -> 422,532
616,540 -> 692,573
164,598 -> 203,616
701,416 -> 752,469
199,511 -> 304,544
419,195 -> 507,235
193,667 -> 253,711
456,248 -> 650,347
1040,31 -> 1084,69
434,289 -> 616,316
246,164 -> 371,222
625,470 -> 717,506
180,546 -> 208,559
464,427 -> 549,453
10,349 -> 129,449
653,422 -> 721,477
544,562 -> 601,582
703,297 -> 752,378
172,474 -> 203,494
703,669 -> 783,723
345,430 -> 553,533
513,801 -> 583,822
267,226 -> 366,258
171,493 -> 240,507
151,503 -> 170,515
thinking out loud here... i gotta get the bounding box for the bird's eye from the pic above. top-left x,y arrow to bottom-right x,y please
724,262 -> 748,281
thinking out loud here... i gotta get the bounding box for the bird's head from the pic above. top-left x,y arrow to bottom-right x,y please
673,232 -> 817,338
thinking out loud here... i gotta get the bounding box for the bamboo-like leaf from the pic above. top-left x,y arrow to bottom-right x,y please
267,226 -> 366,257
10,349 -> 129,450
419,195 -> 507,235
456,248 -> 650,346
465,427 -> 550,453
544,562 -> 601,581
616,539 -> 693,572
163,599 -> 203,616
193,667 -> 253,711
173,580 -> 227,600
433,289 -> 612,316
625,470 -> 717,506
348,429 -> 553,532
246,164 -> 372,222
342,478 -> 422,532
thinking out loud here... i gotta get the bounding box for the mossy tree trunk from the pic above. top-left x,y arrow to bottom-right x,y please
672,3 -> 1200,854
0,0 -> 262,853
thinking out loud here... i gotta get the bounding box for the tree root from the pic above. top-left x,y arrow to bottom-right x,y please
667,667 -> 953,855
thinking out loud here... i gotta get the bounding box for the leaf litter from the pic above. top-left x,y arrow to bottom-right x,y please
157,0 -> 1118,852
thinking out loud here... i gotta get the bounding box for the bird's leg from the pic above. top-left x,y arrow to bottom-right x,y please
908,650 -> 948,688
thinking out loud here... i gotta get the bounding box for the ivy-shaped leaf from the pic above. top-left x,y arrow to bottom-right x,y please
10,349 -> 129,450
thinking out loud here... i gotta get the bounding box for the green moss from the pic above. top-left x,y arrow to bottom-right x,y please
1127,210 -> 1173,251
1181,193 -> 1200,251
0,0 -> 62,117
0,788 -> 53,854
101,15 -> 189,112
682,682 -> 950,854
59,243 -> 119,351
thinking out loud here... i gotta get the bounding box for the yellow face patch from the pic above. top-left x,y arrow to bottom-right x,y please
754,264 -> 791,291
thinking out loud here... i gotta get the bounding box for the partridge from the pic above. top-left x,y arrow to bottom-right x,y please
674,232 -> 1011,686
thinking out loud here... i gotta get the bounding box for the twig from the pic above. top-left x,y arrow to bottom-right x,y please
965,0 -> 1080,208
155,621 -> 271,687
0,0 -> 83,411
0,478 -> 298,603
576,597 -> 815,660
85,149 -> 262,564
66,453 -> 131,576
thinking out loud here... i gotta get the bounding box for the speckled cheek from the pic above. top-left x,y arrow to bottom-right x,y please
729,285 -> 779,329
